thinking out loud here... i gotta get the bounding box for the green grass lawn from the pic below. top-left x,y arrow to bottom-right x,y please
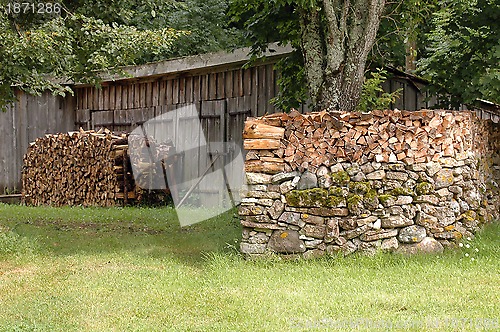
0,203 -> 498,331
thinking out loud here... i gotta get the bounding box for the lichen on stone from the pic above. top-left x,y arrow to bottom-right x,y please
458,210 -> 476,222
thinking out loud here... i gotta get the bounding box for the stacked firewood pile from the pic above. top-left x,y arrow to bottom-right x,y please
22,129 -> 134,206
244,109 -> 474,174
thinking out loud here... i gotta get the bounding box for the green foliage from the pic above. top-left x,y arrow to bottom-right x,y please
229,0 -> 308,111
0,0 -> 187,111
0,226 -> 36,255
418,0 -> 500,107
356,69 -> 402,112
165,0 -> 244,57
270,50 -> 308,111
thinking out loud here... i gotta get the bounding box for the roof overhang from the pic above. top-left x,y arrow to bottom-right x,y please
72,42 -> 294,86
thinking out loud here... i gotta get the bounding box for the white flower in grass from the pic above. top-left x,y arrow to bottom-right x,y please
467,237 -> 472,241
465,253 -> 469,257
471,258 -> 475,261
458,243 -> 464,247
465,244 -> 470,248
475,248 -> 479,252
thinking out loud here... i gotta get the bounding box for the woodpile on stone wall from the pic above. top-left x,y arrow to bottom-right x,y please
240,109 -> 500,258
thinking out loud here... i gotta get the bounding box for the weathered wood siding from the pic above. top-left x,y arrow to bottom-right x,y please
74,64 -> 281,131
0,90 -> 75,193
72,63 -> 282,204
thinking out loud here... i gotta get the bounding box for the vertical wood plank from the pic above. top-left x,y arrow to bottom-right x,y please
134,84 -> 140,109
109,85 -> 116,110
185,77 -> 193,103
225,70 -> 234,98
103,86 -> 109,110
166,80 -> 173,105
81,88 -> 87,110
201,74 -> 209,101
173,78 -> 180,104
179,77 -> 186,104
193,75 -> 201,103
209,73 -> 217,100
158,80 -> 165,106
217,72 -> 225,99
47,91 -> 57,133
152,81 -> 159,106
115,85 -> 122,111
243,68 -> 252,97
258,65 -> 267,116
140,83 -> 147,108
266,64 -> 275,114
251,67 -> 259,117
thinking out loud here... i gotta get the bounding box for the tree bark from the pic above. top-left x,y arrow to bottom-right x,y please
300,0 -> 386,112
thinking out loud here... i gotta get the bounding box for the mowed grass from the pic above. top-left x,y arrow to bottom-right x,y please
0,203 -> 498,331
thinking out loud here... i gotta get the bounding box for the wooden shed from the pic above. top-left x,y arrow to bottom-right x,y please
1,43 -> 498,195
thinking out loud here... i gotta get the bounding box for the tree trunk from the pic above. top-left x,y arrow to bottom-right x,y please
300,0 -> 386,112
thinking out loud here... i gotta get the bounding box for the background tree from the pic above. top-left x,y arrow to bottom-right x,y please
0,0 -> 241,111
165,0 -> 244,57
373,0 -> 438,72
418,0 -> 499,108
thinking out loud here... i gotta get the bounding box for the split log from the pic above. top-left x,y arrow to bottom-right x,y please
243,121 -> 285,139
244,139 -> 281,150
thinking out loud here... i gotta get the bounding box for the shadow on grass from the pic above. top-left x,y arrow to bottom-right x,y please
0,204 -> 242,265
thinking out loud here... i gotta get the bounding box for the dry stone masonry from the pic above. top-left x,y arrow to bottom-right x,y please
239,109 -> 500,258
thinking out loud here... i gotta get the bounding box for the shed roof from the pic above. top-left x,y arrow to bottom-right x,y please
84,42 -> 293,85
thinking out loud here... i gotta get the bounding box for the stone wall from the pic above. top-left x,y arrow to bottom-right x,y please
239,110 -> 500,258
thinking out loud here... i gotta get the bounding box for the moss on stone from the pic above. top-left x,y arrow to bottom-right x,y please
326,195 -> 345,207
415,182 -> 434,195
363,189 -> 379,209
390,187 -> 415,196
349,181 -> 372,194
347,194 -> 364,214
328,186 -> 345,197
347,194 -> 363,207
365,189 -> 377,199
330,171 -> 350,187
378,194 -> 395,204
286,188 -> 328,207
